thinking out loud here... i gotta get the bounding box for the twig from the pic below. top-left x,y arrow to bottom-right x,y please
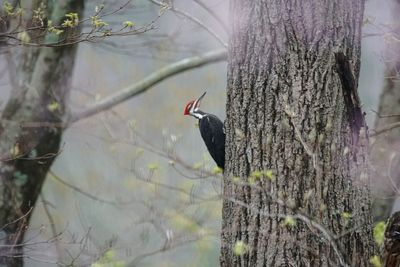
128,232 -> 212,267
193,0 -> 228,33
39,194 -> 62,262
48,170 -> 120,206
370,121 -> 400,137
148,0 -> 227,47
227,180 -> 349,267
372,109 -> 400,118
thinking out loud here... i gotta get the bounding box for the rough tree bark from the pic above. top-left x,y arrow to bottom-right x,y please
221,0 -> 374,266
382,211 -> 400,267
0,1 -> 83,266
370,0 -> 400,223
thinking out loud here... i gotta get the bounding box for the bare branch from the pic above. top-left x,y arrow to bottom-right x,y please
372,109 -> 400,118
370,121 -> 400,137
39,194 -> 62,262
49,170 -> 121,206
149,0 -> 227,47
70,49 -> 227,123
193,0 -> 228,33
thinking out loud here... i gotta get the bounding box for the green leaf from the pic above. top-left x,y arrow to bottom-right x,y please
193,162 -> 203,170
10,144 -> 20,158
91,249 -> 126,267
213,166 -> 223,174
147,163 -> 159,171
369,255 -> 382,267
47,101 -> 60,112
263,169 -> 274,180
341,212 -> 351,220
123,21 -> 135,27
233,240 -> 248,256
250,171 -> 262,179
3,1 -> 14,15
91,16 -> 108,28
373,221 -> 386,247
18,31 -> 30,44
283,216 -> 296,227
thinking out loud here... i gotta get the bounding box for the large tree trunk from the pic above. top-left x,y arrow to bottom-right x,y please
0,1 -> 83,266
370,0 -> 400,223
221,1 -> 374,266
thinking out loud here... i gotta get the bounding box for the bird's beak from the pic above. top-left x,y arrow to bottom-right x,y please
194,91 -> 206,110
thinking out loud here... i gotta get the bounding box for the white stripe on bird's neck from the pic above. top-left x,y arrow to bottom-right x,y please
190,110 -> 205,119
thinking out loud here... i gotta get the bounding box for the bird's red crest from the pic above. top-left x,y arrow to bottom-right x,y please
184,100 -> 194,115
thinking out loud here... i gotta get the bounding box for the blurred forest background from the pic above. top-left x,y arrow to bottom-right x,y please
0,0 -> 396,266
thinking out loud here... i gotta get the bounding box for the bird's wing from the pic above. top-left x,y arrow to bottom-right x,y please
199,114 -> 225,169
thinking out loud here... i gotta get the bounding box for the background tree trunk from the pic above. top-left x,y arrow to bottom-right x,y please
0,1 -> 83,266
370,0 -> 400,223
221,0 -> 374,266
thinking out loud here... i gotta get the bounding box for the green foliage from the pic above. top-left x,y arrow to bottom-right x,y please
62,13 -> 79,28
17,31 -> 30,44
264,170 -> 274,180
10,144 -> 20,158
233,240 -> 248,256
231,176 -> 241,183
47,101 -> 60,112
32,3 -> 46,24
91,16 -> 108,28
283,216 -> 296,227
2,1 -> 22,16
123,21 -> 135,28
212,166 -> 223,174
3,1 -> 13,15
341,211 -> 351,220
193,161 -> 204,170
95,4 -> 105,13
92,250 -> 126,267
250,171 -> 262,179
47,21 -> 64,35
147,163 -> 159,171
168,211 -> 200,233
369,255 -> 382,267
248,169 -> 274,183
373,221 -> 386,247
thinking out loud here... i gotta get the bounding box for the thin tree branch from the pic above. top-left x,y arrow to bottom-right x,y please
39,194 -> 62,263
149,0 -> 227,47
193,0 -> 228,33
372,109 -> 400,118
48,170 -> 121,206
370,121 -> 400,137
70,49 -> 227,123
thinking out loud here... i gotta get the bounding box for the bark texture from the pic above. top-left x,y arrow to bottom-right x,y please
0,1 -> 83,266
370,0 -> 400,223
221,1 -> 374,266
382,212 -> 400,267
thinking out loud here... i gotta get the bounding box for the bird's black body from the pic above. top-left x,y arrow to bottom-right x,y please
197,111 -> 225,169
184,92 -> 225,170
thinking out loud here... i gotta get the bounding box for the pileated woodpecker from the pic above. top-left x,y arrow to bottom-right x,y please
184,92 -> 225,170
